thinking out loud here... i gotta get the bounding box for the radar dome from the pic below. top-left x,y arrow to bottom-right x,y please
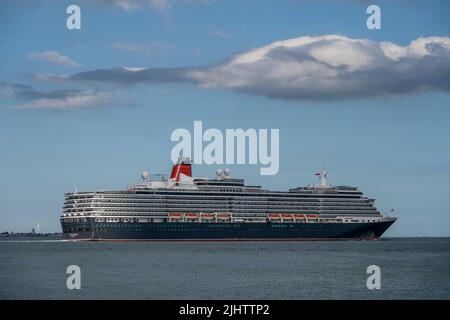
141,170 -> 150,181
216,169 -> 223,177
224,168 -> 231,176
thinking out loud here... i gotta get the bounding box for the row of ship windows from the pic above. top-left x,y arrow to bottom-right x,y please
66,200 -> 362,208
64,203 -> 372,211
62,211 -> 381,219
64,210 -> 378,216
61,218 -> 381,224
64,208 -> 377,215
64,226 -> 362,233
64,206 -> 377,213
67,211 -> 383,218
64,205 -> 377,211
69,189 -> 360,193
66,200 -> 365,208
65,228 -> 143,232
70,190 -> 362,195
65,199 -> 371,205
66,194 -> 365,201
64,209 -> 379,215
64,202 -> 374,209
66,196 -> 367,202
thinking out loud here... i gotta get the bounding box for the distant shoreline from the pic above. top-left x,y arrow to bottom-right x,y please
0,232 -> 62,238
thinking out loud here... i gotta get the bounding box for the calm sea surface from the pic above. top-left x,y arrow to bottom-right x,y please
0,237 -> 449,299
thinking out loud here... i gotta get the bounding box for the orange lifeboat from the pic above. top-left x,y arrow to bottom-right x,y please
281,214 -> 294,220
185,213 -> 199,220
217,213 -> 232,220
168,212 -> 183,220
201,213 -> 215,220
268,214 -> 281,221
306,214 -> 319,219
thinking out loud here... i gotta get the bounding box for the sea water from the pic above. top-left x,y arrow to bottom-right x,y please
0,237 -> 448,299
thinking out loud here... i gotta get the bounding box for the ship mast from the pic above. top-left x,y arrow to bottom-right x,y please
316,166 -> 330,188
320,168 -> 330,187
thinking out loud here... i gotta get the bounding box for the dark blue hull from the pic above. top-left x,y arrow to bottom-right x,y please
61,219 -> 395,241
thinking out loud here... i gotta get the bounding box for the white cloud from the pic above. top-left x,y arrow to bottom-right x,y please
100,0 -> 210,12
101,0 -> 170,11
0,83 -> 130,110
187,35 -> 450,100
44,35 -> 450,101
121,66 -> 148,72
15,89 -> 128,110
31,73 -> 70,81
111,41 -> 175,56
28,51 -> 79,67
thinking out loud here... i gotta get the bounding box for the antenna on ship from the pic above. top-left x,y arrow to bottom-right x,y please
321,166 -> 330,187
316,165 -> 330,188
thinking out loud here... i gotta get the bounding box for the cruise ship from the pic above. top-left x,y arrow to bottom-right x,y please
60,158 -> 396,240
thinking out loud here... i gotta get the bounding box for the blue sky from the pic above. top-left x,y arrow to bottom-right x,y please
0,0 -> 449,235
